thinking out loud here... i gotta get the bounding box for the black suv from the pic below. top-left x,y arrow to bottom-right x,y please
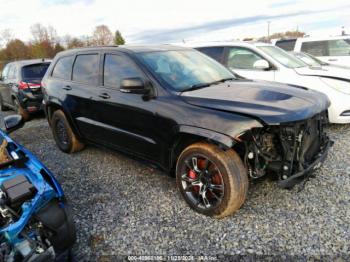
0,59 -> 51,120
42,45 -> 331,218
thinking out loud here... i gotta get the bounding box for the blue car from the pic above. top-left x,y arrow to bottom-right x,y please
0,115 -> 75,261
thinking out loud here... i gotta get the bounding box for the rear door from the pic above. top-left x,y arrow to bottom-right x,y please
224,46 -> 275,81
69,52 -> 103,142
326,39 -> 350,66
300,39 -> 350,66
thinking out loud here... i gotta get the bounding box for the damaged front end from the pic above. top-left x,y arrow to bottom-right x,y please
237,111 -> 332,188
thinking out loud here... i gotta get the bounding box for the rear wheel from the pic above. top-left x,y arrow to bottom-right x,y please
14,98 -> 30,121
176,142 -> 248,218
51,110 -> 84,153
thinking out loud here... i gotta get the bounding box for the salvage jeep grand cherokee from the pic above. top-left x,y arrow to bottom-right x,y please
42,45 -> 331,218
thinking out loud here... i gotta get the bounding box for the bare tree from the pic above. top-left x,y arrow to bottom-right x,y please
65,35 -> 85,49
0,29 -> 14,47
92,25 -> 113,46
30,23 -> 57,44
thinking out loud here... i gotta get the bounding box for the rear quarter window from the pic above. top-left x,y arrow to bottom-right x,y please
22,63 -> 50,79
275,39 -> 296,51
52,55 -> 75,80
1,65 -> 10,80
196,47 -> 224,62
8,65 -> 18,79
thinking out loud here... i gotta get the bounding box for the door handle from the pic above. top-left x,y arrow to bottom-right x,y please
62,85 -> 72,90
328,59 -> 338,62
99,93 -> 110,99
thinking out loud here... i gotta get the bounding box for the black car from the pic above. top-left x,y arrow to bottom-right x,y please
42,45 -> 331,218
0,59 -> 51,120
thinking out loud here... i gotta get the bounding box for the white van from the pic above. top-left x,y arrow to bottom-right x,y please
274,36 -> 350,67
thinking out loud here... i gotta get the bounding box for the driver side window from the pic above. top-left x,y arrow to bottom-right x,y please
227,47 -> 266,70
103,54 -> 144,89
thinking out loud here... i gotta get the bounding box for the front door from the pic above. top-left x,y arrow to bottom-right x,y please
90,52 -> 162,161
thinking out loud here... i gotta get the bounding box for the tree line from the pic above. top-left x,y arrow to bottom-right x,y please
0,24 -> 125,70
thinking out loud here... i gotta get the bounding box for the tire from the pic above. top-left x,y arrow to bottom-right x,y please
51,110 -> 84,153
0,94 -> 9,111
176,142 -> 248,218
13,98 -> 30,121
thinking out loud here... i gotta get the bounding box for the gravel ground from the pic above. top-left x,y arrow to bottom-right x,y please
1,111 -> 350,261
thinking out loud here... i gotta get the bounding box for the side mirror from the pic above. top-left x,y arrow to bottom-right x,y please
4,115 -> 24,134
120,78 -> 149,94
253,59 -> 270,70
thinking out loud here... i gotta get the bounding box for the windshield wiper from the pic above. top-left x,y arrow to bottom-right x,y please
182,77 -> 235,92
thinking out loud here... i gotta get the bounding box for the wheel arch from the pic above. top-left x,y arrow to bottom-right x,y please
169,125 -> 237,174
45,101 -> 83,140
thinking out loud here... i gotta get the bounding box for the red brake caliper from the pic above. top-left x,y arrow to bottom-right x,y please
188,169 -> 199,193
188,159 -> 206,193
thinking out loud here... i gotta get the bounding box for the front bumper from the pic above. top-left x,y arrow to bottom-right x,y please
278,139 -> 333,188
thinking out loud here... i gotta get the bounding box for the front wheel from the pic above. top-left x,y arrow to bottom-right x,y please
176,142 -> 248,218
51,110 -> 85,153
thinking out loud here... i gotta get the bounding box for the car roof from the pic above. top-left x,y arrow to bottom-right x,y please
8,59 -> 51,67
277,35 -> 350,43
182,41 -> 273,48
55,44 -> 191,57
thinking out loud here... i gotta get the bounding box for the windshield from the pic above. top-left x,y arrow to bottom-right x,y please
258,46 -> 307,68
293,52 -> 322,67
22,63 -> 50,79
136,50 -> 235,91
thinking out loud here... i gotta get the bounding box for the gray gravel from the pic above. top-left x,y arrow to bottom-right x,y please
1,111 -> 350,261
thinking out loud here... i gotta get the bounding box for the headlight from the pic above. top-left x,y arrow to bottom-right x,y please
320,77 -> 350,94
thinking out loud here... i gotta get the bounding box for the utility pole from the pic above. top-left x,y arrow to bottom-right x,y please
267,21 -> 271,40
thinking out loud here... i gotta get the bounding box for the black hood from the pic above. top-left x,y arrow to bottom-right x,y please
180,80 -> 330,125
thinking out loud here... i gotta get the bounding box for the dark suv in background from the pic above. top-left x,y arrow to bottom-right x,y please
0,59 -> 51,120
42,45 -> 331,218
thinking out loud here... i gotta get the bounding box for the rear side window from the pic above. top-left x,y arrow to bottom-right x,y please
72,54 -> 99,86
103,54 -> 143,88
52,56 -> 75,80
22,63 -> 50,79
301,41 -> 328,56
196,47 -> 224,62
8,65 -> 17,79
1,65 -> 10,80
275,39 -> 296,51
328,39 -> 350,56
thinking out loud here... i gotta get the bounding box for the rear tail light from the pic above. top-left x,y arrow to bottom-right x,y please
18,81 -> 41,90
18,81 -> 29,90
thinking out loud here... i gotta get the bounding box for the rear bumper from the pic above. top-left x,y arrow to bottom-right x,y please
278,139 -> 333,188
18,91 -> 43,113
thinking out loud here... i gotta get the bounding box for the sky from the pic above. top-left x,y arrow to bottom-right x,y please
0,0 -> 349,45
